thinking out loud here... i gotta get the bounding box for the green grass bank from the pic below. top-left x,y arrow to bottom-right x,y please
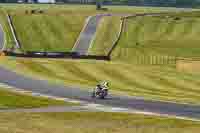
0,112 -> 199,133
0,87 -> 74,109
112,12 -> 200,64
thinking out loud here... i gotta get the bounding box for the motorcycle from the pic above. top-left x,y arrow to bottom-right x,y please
91,86 -> 108,99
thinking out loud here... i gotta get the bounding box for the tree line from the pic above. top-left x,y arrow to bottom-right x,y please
105,0 -> 200,7
0,0 -> 199,8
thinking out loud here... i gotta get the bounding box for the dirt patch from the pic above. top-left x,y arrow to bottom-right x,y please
176,59 -> 200,73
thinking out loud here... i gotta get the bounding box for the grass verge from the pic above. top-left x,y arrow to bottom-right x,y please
0,112 -> 199,133
0,87 -> 75,109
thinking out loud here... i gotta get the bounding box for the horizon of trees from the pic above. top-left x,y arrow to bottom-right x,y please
0,0 -> 199,8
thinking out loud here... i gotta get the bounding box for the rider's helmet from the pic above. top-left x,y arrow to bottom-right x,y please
101,81 -> 109,88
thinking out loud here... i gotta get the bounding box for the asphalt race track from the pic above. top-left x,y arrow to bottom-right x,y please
0,66 -> 200,120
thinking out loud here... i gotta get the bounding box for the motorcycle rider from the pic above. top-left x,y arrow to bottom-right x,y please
101,81 -> 109,90
96,81 -> 109,92
92,81 -> 109,98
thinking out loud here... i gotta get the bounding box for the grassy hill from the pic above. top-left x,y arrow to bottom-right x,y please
112,12 -> 200,64
90,12 -> 200,61
0,4 -> 187,52
11,10 -> 87,52
88,11 -> 200,71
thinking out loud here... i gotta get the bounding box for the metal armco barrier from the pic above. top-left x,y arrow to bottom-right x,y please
4,51 -> 110,61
